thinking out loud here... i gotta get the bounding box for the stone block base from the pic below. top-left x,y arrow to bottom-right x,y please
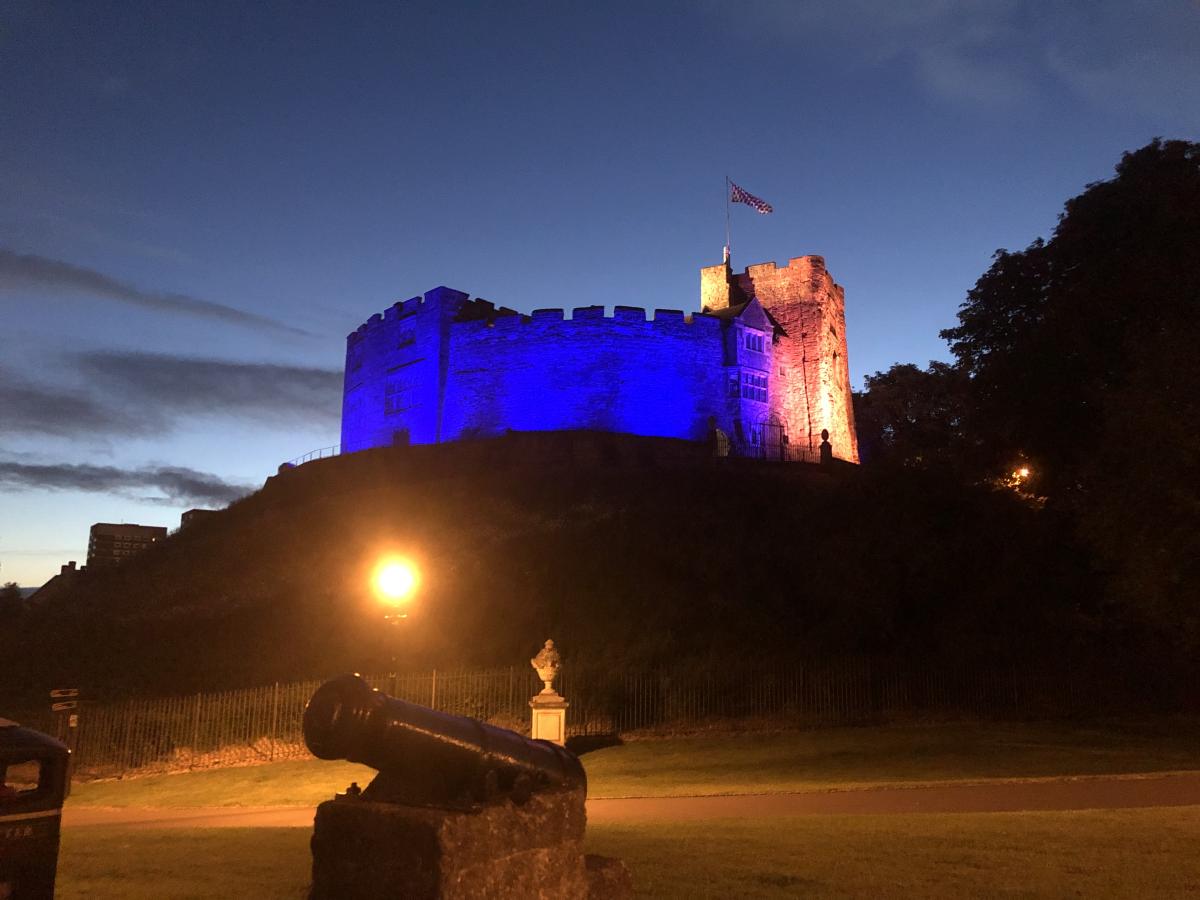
310,787 -> 628,899
585,853 -> 634,897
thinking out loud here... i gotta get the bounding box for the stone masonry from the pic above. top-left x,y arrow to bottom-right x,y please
342,255 -> 859,463
700,255 -> 859,460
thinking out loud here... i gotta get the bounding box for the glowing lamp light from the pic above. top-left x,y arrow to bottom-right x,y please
373,558 -> 419,606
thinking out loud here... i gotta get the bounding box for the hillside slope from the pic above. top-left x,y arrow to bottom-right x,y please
3,432 -> 1088,700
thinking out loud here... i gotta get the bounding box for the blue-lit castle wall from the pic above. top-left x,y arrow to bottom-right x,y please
340,286 -> 767,453
444,306 -> 734,440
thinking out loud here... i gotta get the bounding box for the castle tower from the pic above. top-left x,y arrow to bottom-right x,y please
700,256 -> 859,462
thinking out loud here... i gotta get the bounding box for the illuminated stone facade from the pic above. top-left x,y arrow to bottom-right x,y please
341,256 -> 858,463
700,255 -> 859,462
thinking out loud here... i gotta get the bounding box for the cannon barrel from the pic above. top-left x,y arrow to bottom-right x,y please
303,674 -> 584,805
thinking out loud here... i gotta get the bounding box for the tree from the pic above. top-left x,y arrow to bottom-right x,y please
853,362 -> 969,467
941,138 -> 1200,645
0,583 -> 24,626
942,139 -> 1200,490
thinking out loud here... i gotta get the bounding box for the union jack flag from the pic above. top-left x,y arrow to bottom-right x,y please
730,181 -> 773,214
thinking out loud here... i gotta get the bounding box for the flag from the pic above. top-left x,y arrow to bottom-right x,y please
730,181 -> 773,214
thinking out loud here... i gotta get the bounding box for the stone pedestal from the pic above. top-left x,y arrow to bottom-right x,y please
529,694 -> 568,746
310,787 -> 629,899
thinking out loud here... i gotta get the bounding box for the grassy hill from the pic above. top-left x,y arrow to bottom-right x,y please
2,432 -> 1092,702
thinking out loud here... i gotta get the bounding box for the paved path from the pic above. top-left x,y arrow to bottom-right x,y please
62,773 -> 1200,829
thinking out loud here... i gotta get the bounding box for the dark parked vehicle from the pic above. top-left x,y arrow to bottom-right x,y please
0,720 -> 69,900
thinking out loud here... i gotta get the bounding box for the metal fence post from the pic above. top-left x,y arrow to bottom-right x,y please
190,692 -> 202,770
269,682 -> 280,761
120,702 -> 135,778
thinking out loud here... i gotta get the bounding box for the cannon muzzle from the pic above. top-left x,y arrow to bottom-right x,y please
303,674 -> 585,807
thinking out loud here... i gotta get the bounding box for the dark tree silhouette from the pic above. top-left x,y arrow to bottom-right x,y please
853,362 -> 969,467
940,139 -> 1200,645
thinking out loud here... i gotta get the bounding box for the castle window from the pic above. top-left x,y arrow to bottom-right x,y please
741,372 -> 767,402
384,381 -> 409,414
728,376 -> 740,398
743,331 -> 765,353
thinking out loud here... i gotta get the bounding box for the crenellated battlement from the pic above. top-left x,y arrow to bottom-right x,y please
350,294 -> 717,343
348,287 -> 476,343
742,255 -> 826,275
737,256 -> 844,310
446,304 -> 718,336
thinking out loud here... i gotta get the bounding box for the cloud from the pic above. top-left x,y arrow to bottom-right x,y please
1038,1 -> 1200,128
28,212 -> 193,266
76,352 -> 342,425
0,248 -> 312,337
0,354 -> 341,439
0,461 -> 251,506
711,0 -> 1200,122
0,371 -> 154,437
712,0 -> 1031,104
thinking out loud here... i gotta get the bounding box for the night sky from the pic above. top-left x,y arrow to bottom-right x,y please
2,0 -> 1197,585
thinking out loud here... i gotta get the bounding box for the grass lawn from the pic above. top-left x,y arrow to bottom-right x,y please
583,717 -> 1200,797
68,717 -> 1200,807
58,807 -> 1200,898
68,759 -> 376,809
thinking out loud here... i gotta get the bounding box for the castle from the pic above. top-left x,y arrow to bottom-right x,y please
340,254 -> 858,463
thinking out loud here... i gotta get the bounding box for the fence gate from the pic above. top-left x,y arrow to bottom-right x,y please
761,416 -> 787,461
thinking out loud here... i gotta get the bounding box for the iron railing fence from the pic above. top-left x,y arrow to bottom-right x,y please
14,657 -> 1194,781
714,433 -> 822,464
284,444 -> 341,468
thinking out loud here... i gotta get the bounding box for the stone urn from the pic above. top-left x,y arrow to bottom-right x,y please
529,639 -> 568,745
531,639 -> 562,697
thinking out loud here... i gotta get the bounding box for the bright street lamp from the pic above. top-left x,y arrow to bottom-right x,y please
371,556 -> 420,680
373,557 -> 419,618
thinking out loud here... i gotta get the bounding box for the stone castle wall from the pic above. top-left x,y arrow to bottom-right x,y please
343,256 -> 858,463
444,307 -> 733,443
341,287 -> 467,452
341,292 -> 739,453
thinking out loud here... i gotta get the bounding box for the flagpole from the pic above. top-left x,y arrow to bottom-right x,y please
724,175 -> 731,263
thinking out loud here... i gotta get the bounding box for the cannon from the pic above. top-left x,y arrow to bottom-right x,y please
303,673 -> 585,808
304,674 -> 630,899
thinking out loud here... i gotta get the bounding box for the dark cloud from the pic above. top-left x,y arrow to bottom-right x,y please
0,370 -> 154,437
77,351 -> 342,426
0,461 -> 250,506
0,354 -> 341,438
0,248 -> 312,337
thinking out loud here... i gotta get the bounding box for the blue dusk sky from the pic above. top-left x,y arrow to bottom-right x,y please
2,1 -> 1197,585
